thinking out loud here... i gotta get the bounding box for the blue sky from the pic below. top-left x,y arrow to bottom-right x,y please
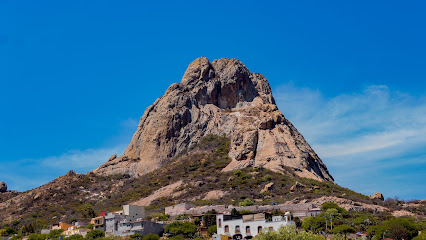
1,1 -> 425,200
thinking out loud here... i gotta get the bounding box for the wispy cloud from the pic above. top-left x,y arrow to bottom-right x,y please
0,145 -> 127,191
40,145 -> 126,171
1,117 -> 138,192
274,84 -> 426,200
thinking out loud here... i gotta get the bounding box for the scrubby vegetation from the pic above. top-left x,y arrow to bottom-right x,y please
254,226 -> 323,240
0,134 -> 425,238
300,202 -> 426,240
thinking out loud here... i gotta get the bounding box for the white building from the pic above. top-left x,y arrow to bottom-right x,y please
216,212 -> 295,239
102,205 -> 146,235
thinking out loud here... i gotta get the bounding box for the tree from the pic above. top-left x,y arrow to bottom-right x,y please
193,217 -> 201,226
207,225 -> 217,237
27,234 -> 48,240
164,222 -> 198,239
413,232 -> 426,240
331,225 -> 355,239
293,217 -> 302,228
48,229 -> 64,239
239,198 -> 255,207
21,223 -> 35,235
386,218 -> 418,240
77,203 -> 97,220
66,234 -> 84,240
231,208 -> 239,215
0,227 -> 17,236
321,202 -> 346,214
302,216 -> 323,233
203,210 -> 217,227
367,217 -> 419,240
85,224 -> 94,230
85,230 -> 105,239
129,233 -> 143,240
142,233 -> 160,240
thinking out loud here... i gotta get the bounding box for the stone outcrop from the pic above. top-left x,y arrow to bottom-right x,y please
0,182 -> 6,193
261,182 -> 274,193
370,192 -> 384,201
94,57 -> 333,182
290,182 -> 306,192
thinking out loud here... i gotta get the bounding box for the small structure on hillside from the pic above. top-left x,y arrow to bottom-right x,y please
216,212 -> 295,239
91,204 -> 163,237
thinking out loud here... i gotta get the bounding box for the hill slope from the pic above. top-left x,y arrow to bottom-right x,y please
3,135 -> 423,228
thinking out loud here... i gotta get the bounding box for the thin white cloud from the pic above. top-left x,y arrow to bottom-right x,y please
274,84 -> 426,199
40,145 -> 126,171
0,144 -> 127,192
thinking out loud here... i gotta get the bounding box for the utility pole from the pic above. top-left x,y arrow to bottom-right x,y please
324,213 -> 328,231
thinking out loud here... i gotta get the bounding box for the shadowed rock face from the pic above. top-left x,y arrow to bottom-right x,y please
94,57 -> 333,182
0,182 -> 7,193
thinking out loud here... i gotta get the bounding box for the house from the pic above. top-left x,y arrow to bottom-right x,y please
92,215 -> 106,231
293,207 -> 322,219
63,227 -> 91,238
93,204 -> 162,237
216,212 -> 295,239
62,222 -> 92,237
116,219 -> 164,237
164,203 -> 322,219
104,205 -> 146,235
73,222 -> 89,228
52,222 -> 74,231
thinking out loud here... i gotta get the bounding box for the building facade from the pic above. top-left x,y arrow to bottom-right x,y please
216,212 -> 295,239
92,204 -> 162,237
116,219 -> 164,237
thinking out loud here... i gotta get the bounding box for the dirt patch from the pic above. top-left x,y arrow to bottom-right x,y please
132,180 -> 183,206
392,210 -> 415,217
203,190 -> 228,200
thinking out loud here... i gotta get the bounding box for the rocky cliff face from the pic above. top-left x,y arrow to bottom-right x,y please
94,57 -> 333,182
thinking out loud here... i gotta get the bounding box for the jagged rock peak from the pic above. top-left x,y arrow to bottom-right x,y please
94,57 -> 333,182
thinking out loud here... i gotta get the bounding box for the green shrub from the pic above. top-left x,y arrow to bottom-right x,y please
207,225 -> 217,237
164,222 -> 198,238
239,198 -> 254,207
48,229 -> 64,239
66,234 -> 84,240
142,233 -> 160,240
85,230 -> 105,239
331,224 -> 355,237
254,226 -> 322,240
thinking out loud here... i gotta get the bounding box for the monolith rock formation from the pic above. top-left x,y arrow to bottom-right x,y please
94,57 -> 333,182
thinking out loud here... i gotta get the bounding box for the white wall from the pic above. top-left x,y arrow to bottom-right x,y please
216,214 -> 296,239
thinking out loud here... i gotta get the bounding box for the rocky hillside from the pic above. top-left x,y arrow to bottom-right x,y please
1,135 -> 423,228
95,57 -> 333,182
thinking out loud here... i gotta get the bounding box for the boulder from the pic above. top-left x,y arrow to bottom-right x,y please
0,182 -> 7,192
371,192 -> 384,201
261,182 -> 274,193
290,182 -> 306,192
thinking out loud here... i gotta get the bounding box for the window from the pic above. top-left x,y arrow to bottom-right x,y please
258,226 -> 262,233
224,225 -> 229,233
269,227 -> 274,231
235,225 -> 240,233
246,226 -> 250,234
219,219 -> 222,228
